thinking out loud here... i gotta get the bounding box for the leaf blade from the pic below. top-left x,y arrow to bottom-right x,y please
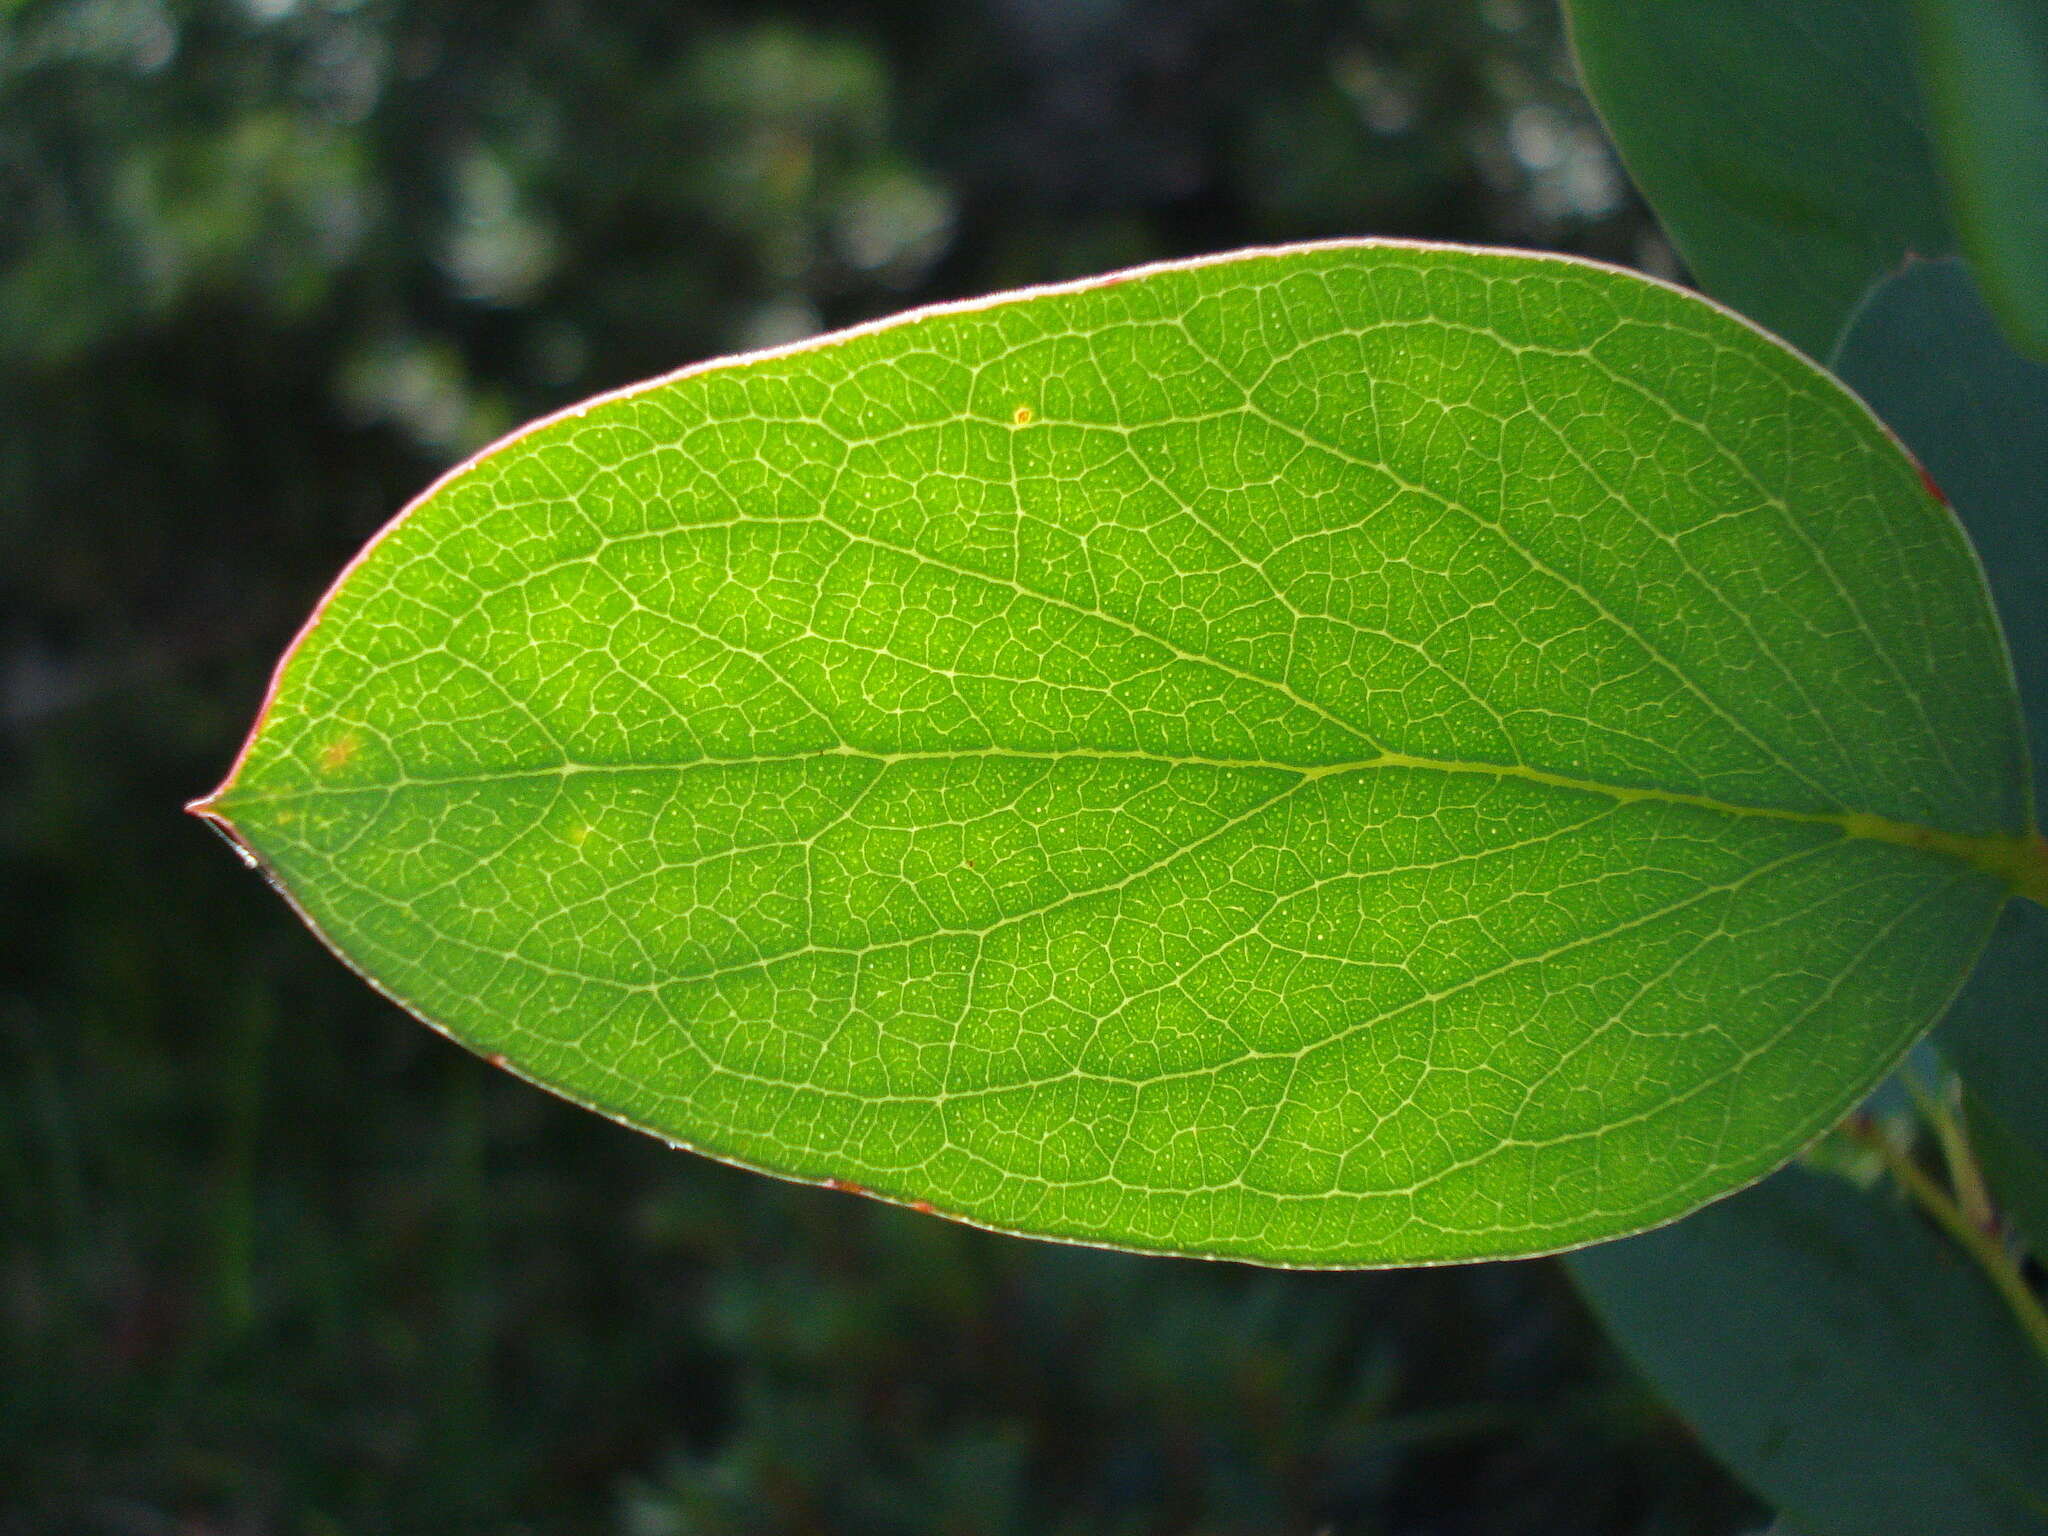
202,242 -> 2027,1265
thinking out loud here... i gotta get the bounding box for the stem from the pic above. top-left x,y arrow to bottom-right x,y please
1843,1117 -> 2048,1371
1902,1073 -> 1996,1233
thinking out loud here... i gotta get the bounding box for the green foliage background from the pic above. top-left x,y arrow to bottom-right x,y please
1,1 -> 1776,1530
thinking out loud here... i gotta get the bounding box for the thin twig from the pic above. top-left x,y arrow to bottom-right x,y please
1902,1072 -> 1996,1233
1842,1117 -> 2048,1373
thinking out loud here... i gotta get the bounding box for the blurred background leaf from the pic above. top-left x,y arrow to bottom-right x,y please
1913,0 -> 2048,360
1568,1166 -> 2048,1536
1561,0 -> 1951,359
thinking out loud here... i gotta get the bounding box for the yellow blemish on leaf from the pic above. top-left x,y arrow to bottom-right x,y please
1012,404 -> 1034,426
319,733 -> 360,773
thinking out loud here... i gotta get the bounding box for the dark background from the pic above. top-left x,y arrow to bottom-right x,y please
1,1 -> 1763,1530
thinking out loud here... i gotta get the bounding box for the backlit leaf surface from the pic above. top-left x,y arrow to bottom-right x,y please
198,242 -> 2031,1264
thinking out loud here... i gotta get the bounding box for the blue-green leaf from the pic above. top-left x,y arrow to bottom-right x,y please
1569,1167 -> 2048,1536
1914,0 -> 2048,359
1564,0 -> 1952,359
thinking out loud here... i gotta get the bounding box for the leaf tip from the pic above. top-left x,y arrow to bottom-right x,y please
185,792 -> 261,870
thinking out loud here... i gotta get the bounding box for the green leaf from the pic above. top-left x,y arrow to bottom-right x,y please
1568,1167 -> 2048,1536
195,242 -> 2032,1265
1914,0 -> 2048,360
1564,0 -> 1952,359
1829,257 -> 2048,1160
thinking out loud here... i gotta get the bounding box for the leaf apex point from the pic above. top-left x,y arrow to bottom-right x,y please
185,781 -> 245,820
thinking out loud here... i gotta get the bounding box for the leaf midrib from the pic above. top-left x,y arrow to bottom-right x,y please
213,743 -> 2036,896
